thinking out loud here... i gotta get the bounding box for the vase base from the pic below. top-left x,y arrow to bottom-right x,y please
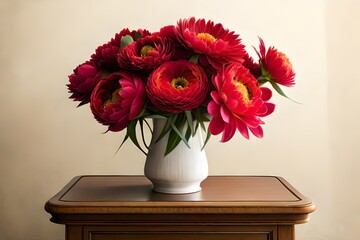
151,182 -> 202,194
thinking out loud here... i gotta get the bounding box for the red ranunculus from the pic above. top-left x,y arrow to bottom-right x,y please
90,72 -> 146,132
91,28 -> 151,71
208,64 -> 275,142
175,17 -> 246,70
67,61 -> 103,106
117,34 -> 174,70
146,60 -> 209,113
255,37 -> 295,87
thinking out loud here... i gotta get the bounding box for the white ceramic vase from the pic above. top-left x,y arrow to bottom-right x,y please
144,118 -> 208,194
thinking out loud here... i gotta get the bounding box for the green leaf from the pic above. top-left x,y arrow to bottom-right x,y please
139,119 -> 149,150
127,119 -> 147,155
120,35 -> 134,50
194,121 -> 200,133
201,128 -> 212,151
114,134 -> 129,156
133,32 -> 143,41
193,108 -> 211,122
170,114 -> 190,147
143,118 -> 153,134
165,129 -> 182,156
189,54 -> 200,64
165,114 -> 190,156
185,110 -> 195,136
185,125 -> 192,142
269,80 -> 300,104
155,118 -> 173,143
199,120 -> 207,132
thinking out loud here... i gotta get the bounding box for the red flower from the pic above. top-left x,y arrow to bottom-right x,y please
90,72 -> 146,132
243,52 -> 261,78
67,61 -> 103,106
176,17 -> 246,69
255,37 -> 295,87
208,64 -> 275,142
117,34 -> 174,70
91,28 -> 151,71
146,60 -> 209,113
159,25 -> 194,60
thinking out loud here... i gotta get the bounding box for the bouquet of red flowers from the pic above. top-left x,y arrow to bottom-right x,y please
67,17 -> 295,155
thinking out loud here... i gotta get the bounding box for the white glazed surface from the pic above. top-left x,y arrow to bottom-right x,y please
144,119 -> 208,194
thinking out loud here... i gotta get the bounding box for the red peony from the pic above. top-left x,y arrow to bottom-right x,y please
146,60 -> 209,113
91,28 -> 151,71
255,37 -> 295,87
175,17 -> 246,70
90,72 -> 146,132
117,34 -> 174,70
67,61 -> 103,106
208,64 -> 275,142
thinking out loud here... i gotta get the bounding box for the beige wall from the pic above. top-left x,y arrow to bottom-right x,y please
0,0 -> 359,239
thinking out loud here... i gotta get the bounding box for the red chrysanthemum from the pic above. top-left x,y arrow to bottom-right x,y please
90,72 -> 146,132
208,64 -> 275,142
146,60 -> 209,113
67,61 -> 103,106
255,37 -> 295,87
175,17 -> 246,70
91,28 -> 151,71
117,34 -> 174,70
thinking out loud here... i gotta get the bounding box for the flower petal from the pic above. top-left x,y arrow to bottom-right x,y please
220,123 -> 236,142
209,116 -> 225,136
207,101 -> 220,116
220,105 -> 231,123
249,126 -> 264,138
260,87 -> 272,101
235,118 -> 249,139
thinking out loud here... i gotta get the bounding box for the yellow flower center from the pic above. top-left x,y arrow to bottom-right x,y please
104,88 -> 121,107
171,77 -> 189,89
233,80 -> 251,104
277,52 -> 292,69
140,45 -> 156,57
196,32 -> 216,43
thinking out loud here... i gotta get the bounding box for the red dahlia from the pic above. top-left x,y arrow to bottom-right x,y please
117,34 -> 174,70
67,61 -> 103,106
208,64 -> 275,142
90,72 -> 146,132
255,37 -> 295,87
91,28 -> 151,71
146,60 -> 209,113
176,17 -> 246,69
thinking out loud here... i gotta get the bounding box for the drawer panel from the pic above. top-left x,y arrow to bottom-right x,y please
89,231 -> 271,240
85,225 -> 275,240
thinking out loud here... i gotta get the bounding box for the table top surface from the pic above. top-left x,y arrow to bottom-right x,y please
45,175 -> 315,215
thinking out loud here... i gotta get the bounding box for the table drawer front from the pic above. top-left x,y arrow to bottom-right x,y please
89,232 -> 271,240
85,226 -> 275,240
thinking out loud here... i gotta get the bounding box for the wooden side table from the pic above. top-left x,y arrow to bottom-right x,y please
45,175 -> 315,240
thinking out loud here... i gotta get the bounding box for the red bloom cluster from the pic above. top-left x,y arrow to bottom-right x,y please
67,17 -> 296,146
147,60 -> 209,113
